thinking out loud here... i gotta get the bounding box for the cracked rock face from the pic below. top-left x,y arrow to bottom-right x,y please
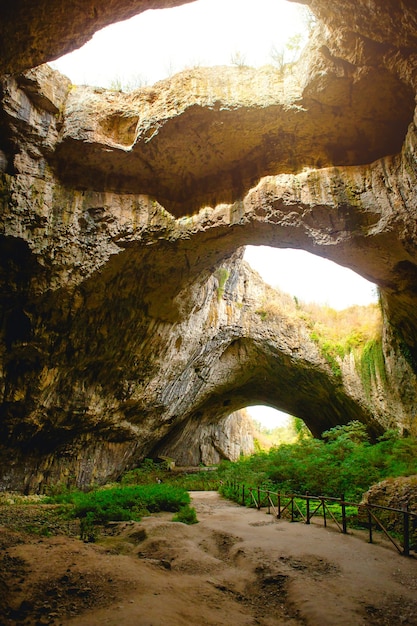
0,0 -> 417,491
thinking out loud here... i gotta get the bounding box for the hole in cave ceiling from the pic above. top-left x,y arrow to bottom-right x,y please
48,0 -> 380,315
243,246 -> 378,310
49,0 -> 313,89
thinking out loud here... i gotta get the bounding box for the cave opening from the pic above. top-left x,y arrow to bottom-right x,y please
246,404 -> 292,430
238,245 -> 379,437
2,0 -> 417,497
243,245 -> 378,310
50,0 -> 313,89
244,405 -> 312,445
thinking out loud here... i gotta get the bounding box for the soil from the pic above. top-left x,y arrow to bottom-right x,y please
0,491 -> 416,626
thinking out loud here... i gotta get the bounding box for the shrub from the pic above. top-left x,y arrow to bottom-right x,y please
80,512 -> 98,543
172,505 -> 198,525
215,267 -> 229,301
121,459 -> 166,485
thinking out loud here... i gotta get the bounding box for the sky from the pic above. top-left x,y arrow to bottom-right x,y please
244,246 -> 377,310
50,0 -> 377,430
50,0 -> 310,87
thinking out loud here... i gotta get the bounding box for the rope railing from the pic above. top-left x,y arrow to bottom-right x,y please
225,482 -> 416,557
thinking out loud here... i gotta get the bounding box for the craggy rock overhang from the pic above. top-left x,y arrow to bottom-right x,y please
0,0 -> 417,491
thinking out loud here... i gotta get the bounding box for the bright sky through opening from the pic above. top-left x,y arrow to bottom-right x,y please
244,246 -> 378,311
50,0 -> 311,87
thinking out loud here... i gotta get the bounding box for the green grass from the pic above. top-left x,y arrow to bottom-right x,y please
222,485 -> 358,520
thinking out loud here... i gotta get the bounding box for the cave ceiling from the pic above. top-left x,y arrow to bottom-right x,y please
0,0 -> 417,490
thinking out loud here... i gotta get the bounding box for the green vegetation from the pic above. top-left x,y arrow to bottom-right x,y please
40,459 -> 229,541
359,337 -> 388,397
254,286 -> 385,390
310,330 -> 343,378
303,302 -> 382,381
172,504 -> 198,525
217,421 -> 417,502
270,33 -> 304,73
121,460 -> 220,491
251,415 -> 310,448
0,461 -> 222,542
215,267 -> 230,302
254,285 -> 299,322
220,484 -> 359,527
2,420 -> 416,548
398,334 -> 417,372
45,483 -> 196,541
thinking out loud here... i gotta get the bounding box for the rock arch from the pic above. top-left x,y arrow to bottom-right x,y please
1,0 -> 417,490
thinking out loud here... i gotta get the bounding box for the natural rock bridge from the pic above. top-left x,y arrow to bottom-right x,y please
0,0 -> 417,491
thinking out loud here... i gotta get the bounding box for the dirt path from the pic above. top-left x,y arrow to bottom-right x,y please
1,491 -> 417,625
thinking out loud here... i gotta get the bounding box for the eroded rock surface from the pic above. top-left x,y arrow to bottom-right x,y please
0,0 -> 417,490
154,410 -> 258,466
54,60 -> 414,215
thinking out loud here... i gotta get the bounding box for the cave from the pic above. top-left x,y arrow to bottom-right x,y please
1,0 -> 417,492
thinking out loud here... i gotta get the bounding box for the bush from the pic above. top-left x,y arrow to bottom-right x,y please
172,505 -> 198,525
165,471 -> 221,491
80,512 -> 98,543
121,459 -> 166,485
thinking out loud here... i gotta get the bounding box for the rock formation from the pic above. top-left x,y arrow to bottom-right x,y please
0,0 -> 417,491
361,475 -> 417,547
155,409 -> 258,467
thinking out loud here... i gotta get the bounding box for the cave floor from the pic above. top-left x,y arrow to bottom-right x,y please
1,491 -> 416,625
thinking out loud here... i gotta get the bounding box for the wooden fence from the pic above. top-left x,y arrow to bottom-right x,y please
226,482 -> 417,557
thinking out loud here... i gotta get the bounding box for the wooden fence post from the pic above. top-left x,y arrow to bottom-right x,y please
403,504 -> 410,557
277,493 -> 281,519
341,494 -> 347,534
306,492 -> 310,524
291,495 -> 295,522
368,508 -> 373,544
257,486 -> 261,510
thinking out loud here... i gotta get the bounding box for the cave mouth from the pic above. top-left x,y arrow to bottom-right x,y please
244,405 -> 313,443
243,246 -> 378,310
246,405 -> 291,429
49,0 -> 313,89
